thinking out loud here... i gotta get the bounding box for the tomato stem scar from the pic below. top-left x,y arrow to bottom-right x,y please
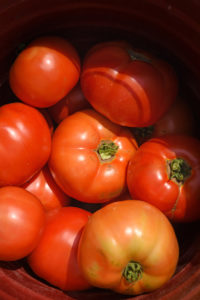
169,158 -> 191,183
123,261 -> 143,283
97,140 -> 119,161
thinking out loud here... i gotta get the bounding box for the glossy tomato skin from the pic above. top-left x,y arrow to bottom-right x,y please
127,135 -> 200,222
81,41 -> 178,127
49,109 -> 138,203
28,207 -> 91,291
48,82 -> 91,124
0,102 -> 51,186
132,96 -> 196,145
9,36 -> 80,108
78,200 -> 179,295
22,165 -> 70,211
0,186 -> 45,261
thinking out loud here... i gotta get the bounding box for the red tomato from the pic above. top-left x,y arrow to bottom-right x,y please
132,96 -> 196,145
9,36 -> 80,108
81,41 -> 178,127
0,102 -> 51,186
127,135 -> 200,222
22,165 -> 70,211
49,109 -> 138,203
48,82 -> 91,124
0,186 -> 45,261
28,207 -> 91,291
78,200 -> 179,295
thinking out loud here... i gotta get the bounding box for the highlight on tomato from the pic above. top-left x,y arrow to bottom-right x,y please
22,164 -> 70,211
127,134 -> 200,222
27,206 -> 92,291
49,109 -> 138,203
0,102 -> 51,187
131,96 -> 196,145
9,36 -> 81,108
81,41 -> 178,127
0,186 -> 45,261
48,82 -> 91,124
78,200 -> 179,295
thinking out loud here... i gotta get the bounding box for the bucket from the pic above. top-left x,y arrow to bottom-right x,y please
0,1 -> 200,299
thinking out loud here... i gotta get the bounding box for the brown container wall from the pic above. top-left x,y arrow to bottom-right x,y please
0,1 -> 200,299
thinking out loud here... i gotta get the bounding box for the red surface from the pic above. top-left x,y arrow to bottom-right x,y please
0,0 -> 200,299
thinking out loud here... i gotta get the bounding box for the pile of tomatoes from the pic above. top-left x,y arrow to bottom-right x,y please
0,36 -> 200,296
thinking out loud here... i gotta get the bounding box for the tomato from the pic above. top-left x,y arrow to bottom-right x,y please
48,82 -> 91,124
22,164 -> 70,211
49,109 -> 138,203
0,102 -> 51,186
28,206 -> 91,291
127,135 -> 200,222
78,200 -> 179,295
9,36 -> 80,108
0,186 -> 45,261
81,41 -> 178,127
132,96 -> 196,145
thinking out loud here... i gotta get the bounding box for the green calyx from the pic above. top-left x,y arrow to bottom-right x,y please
127,49 -> 151,64
97,140 -> 119,161
123,261 -> 143,283
169,158 -> 192,184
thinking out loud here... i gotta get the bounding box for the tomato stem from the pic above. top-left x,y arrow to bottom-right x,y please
123,261 -> 143,283
169,158 -> 191,183
97,140 -> 119,161
127,49 -> 151,64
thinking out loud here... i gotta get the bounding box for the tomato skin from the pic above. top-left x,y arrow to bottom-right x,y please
48,82 -> 91,124
78,200 -> 179,295
22,165 -> 70,211
0,186 -> 45,261
132,96 -> 196,145
28,206 -> 91,291
81,41 -> 178,127
49,109 -> 138,203
127,135 -> 200,222
9,36 -> 80,108
0,102 -> 51,186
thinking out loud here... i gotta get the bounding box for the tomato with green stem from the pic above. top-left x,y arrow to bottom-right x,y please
81,41 -> 178,127
127,135 -> 200,222
78,200 -> 179,295
49,109 -> 138,203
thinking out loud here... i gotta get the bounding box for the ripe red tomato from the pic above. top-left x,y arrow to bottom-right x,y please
127,135 -> 200,222
9,36 -> 80,108
28,207 -> 91,291
22,165 -> 70,211
0,186 -> 45,261
81,41 -> 178,127
0,102 -> 51,186
49,109 -> 138,203
78,200 -> 179,295
132,96 -> 196,145
48,82 -> 91,124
